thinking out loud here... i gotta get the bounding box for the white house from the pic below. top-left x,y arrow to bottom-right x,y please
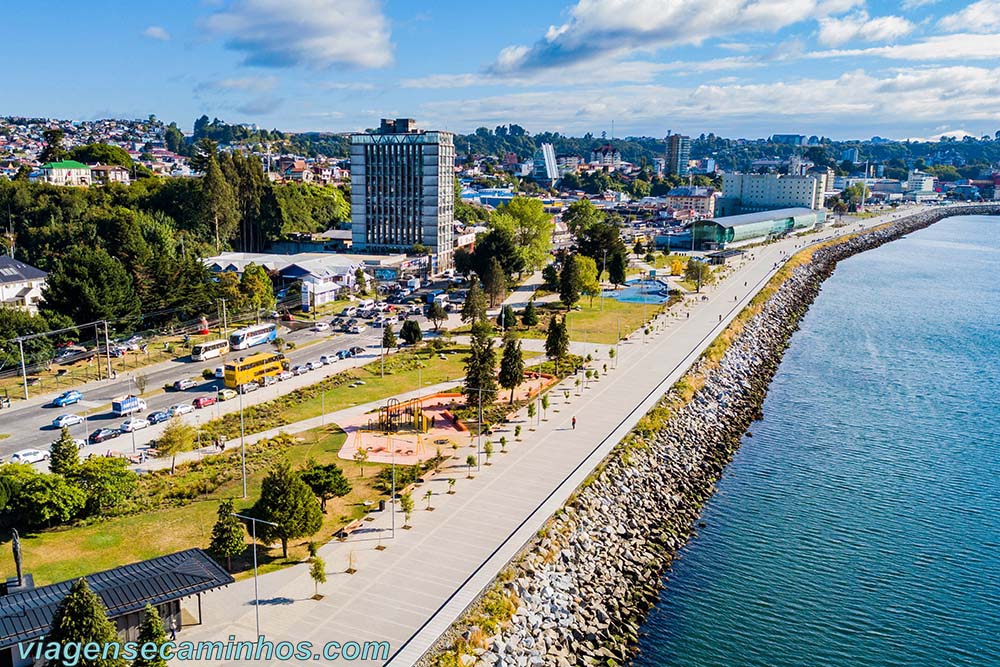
0,256 -> 48,313
38,160 -> 91,186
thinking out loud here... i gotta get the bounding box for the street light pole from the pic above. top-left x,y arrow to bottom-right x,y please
233,513 -> 278,638
601,248 -> 607,312
16,337 -> 27,400
239,388 -> 247,498
478,386 -> 483,471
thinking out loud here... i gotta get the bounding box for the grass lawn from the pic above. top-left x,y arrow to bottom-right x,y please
514,298 -> 667,345
0,426 -> 397,585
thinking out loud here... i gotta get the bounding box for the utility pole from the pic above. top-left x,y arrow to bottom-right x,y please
239,388 -> 247,498
103,321 -> 113,380
601,248 -> 607,312
17,338 -> 27,400
218,299 -> 229,338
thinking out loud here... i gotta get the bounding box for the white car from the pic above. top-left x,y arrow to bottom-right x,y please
215,367 -> 225,379
168,403 -> 194,417
9,448 -> 48,464
320,354 -> 336,365
52,414 -> 84,428
312,322 -> 330,332
120,417 -> 150,432
308,360 -> 325,371
277,370 -> 294,381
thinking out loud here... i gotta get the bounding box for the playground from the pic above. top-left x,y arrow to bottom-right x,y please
338,372 -> 556,466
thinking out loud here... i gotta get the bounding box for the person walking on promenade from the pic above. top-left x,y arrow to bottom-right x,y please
572,416 -> 577,430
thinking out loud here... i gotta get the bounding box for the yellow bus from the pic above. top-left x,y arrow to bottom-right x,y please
223,352 -> 288,389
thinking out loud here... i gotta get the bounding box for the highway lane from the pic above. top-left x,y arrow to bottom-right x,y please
0,312 -> 449,461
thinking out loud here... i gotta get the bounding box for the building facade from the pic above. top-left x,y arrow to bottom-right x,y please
720,172 -> 827,215
665,134 -> 691,176
38,160 -> 91,186
350,118 -> 455,271
664,186 -> 716,217
532,143 -> 558,185
0,256 -> 47,313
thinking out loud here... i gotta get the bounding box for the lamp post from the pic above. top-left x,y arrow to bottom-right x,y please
462,386 -> 486,470
233,513 -> 278,638
601,248 -> 607,312
239,388 -> 247,498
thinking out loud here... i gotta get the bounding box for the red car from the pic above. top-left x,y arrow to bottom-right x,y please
192,396 -> 217,409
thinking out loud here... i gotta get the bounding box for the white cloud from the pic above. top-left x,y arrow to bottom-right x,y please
417,66 -> 1000,136
320,82 -> 378,90
904,129 -> 978,142
939,0 -> 1000,33
203,0 -> 392,69
809,33 -> 1000,60
490,0 -> 863,72
198,76 -> 280,93
901,0 -> 937,8
817,11 -> 915,45
142,26 -> 171,41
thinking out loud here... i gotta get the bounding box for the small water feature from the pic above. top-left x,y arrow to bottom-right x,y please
603,279 -> 671,304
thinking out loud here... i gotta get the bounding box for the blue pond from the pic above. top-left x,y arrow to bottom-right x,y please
603,279 -> 671,304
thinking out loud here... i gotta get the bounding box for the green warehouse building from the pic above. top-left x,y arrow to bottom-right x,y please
691,208 -> 826,251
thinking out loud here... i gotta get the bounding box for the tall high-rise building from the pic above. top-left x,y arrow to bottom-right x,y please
350,118 -> 455,271
665,133 -> 691,176
532,143 -> 558,185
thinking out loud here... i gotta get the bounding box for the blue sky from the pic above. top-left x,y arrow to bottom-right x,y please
6,0 -> 1000,139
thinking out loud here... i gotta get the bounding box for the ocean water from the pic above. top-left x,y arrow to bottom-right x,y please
632,216 -> 1000,667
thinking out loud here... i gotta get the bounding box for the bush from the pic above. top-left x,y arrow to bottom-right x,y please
202,368 -> 216,380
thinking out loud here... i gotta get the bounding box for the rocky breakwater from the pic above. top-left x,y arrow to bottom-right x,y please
421,206 -> 999,667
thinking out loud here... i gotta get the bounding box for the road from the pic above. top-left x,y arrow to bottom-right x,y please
175,205 -> 937,666
0,310 -> 457,462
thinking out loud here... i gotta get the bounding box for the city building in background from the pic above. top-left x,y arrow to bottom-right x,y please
665,133 -> 691,176
692,208 -> 826,250
350,118 -> 455,272
532,143 -> 558,186
0,256 -> 47,313
717,172 -> 827,216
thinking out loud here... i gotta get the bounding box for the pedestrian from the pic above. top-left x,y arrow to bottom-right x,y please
169,619 -> 177,641
572,416 -> 576,430
718,314 -> 722,322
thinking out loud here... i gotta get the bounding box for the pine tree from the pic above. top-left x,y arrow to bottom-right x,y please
521,300 -> 539,327
49,426 -> 80,477
461,277 -> 487,323
132,604 -> 169,667
559,254 -> 582,307
545,316 -> 569,374
250,462 -> 323,558
310,557 -> 327,597
609,249 -> 628,288
400,319 -> 423,345
498,305 -> 516,330
299,460 -> 352,512
464,321 -> 497,408
481,257 -> 507,307
498,334 -> 525,404
382,323 -> 397,351
209,499 -> 246,571
201,155 -> 239,252
45,578 -> 125,667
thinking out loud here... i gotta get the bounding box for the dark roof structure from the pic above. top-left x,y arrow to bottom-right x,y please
0,549 -> 233,648
0,256 -> 47,284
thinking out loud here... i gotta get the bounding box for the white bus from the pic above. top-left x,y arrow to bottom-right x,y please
191,339 -> 230,361
229,323 -> 278,350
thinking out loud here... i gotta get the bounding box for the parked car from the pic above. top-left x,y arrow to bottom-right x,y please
307,360 -> 324,371
349,324 -> 367,334
193,396 -> 217,409
88,428 -> 121,444
350,346 -> 365,355
52,414 -> 84,428
261,375 -> 277,386
71,438 -> 87,449
238,382 -> 259,394
169,403 -> 195,417
312,322 -> 330,332
320,354 -> 336,365
174,378 -> 198,391
148,410 -> 171,424
120,417 -> 150,432
52,390 -> 83,407
215,367 -> 225,379
341,306 -> 358,317
291,365 -> 309,375
9,448 -> 49,464
277,370 -> 294,381
216,389 -> 237,402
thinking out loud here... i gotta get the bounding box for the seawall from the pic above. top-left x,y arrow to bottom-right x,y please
418,205 -> 1000,667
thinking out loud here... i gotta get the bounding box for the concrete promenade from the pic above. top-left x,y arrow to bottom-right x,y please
179,209 -> 920,666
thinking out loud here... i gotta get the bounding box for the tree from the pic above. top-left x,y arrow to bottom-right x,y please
684,259 -> 711,287
498,334 -> 524,404
608,249 -> 628,288
563,199 -> 603,235
497,304 -> 516,330
481,256 -> 507,307
50,426 -> 80,477
42,246 -> 141,327
45,578 -> 124,667
577,220 -> 626,264
466,454 -> 476,478
399,491 -> 414,528
545,316 -> 569,373
473,226 -> 524,279
527,402 -> 536,423
164,122 -> 185,153
464,321 -> 497,407
209,499 -> 246,571
156,417 -> 196,474
352,447 -> 369,477
240,263 -> 275,313
541,264 -> 560,291
39,129 -> 68,163
400,319 -> 423,345
448,477 -> 456,494
310,557 -> 327,597
559,255 -> 582,307
75,457 -> 137,516
299,460 -> 352,512
522,302 -> 540,328
461,277 -> 488,323
251,461 -> 323,558
483,440 -> 494,464
541,393 -> 550,420
132,604 -> 169,667
576,255 -> 601,306
69,143 -> 133,168
633,239 -> 645,256
4,468 -> 86,528
493,198 -> 554,273
427,301 -> 447,331
200,155 -> 239,252
381,323 -> 397,351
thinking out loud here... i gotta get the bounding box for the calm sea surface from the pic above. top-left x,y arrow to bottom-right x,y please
632,215 -> 1000,667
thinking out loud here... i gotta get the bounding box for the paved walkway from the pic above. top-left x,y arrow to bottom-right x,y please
177,210 -> 922,666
